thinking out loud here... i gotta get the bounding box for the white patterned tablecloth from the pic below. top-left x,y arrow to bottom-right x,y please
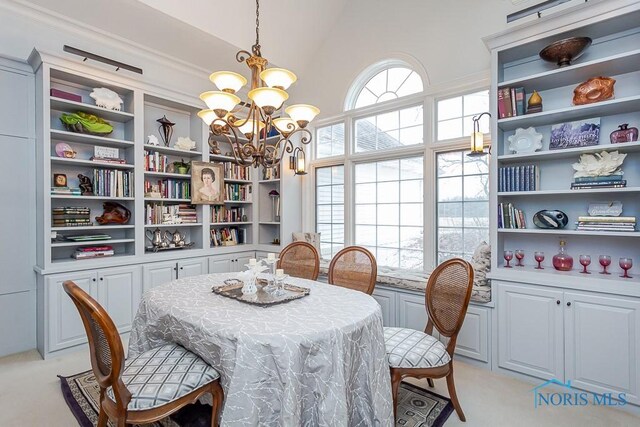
128,273 -> 393,427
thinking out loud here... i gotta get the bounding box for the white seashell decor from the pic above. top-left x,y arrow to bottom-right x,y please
89,87 -> 123,111
174,136 -> 196,151
572,150 -> 626,178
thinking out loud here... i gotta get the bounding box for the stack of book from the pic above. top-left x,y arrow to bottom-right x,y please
225,183 -> 252,201
144,179 -> 190,199
210,227 -> 246,246
65,234 -> 111,242
263,167 -> 280,180
224,163 -> 251,180
145,203 -> 197,224
571,175 -> 626,190
212,206 -> 247,223
72,245 -> 115,260
90,156 -> 127,164
498,202 -> 526,229
499,165 -> 539,192
52,207 -> 91,227
51,186 -> 81,196
497,86 -> 526,118
178,204 -> 197,223
144,150 -> 170,172
93,169 -> 134,197
576,216 -> 636,232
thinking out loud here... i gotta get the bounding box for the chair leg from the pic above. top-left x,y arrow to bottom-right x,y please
390,370 -> 402,420
446,367 -> 466,422
97,405 -> 108,427
427,378 -> 434,388
211,381 -> 224,427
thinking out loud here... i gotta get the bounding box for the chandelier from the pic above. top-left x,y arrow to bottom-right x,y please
197,0 -> 319,169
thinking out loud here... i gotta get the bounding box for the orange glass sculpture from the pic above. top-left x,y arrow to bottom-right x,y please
573,76 -> 615,105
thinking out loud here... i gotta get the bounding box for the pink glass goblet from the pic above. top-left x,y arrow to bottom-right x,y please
599,255 -> 611,275
515,249 -> 525,267
579,255 -> 591,274
534,251 -> 544,269
504,250 -> 514,268
620,258 -> 633,279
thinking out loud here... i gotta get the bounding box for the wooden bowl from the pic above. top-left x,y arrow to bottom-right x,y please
539,37 -> 592,67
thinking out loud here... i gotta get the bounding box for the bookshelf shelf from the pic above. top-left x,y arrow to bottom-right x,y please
498,141 -> 640,163
50,129 -> 134,148
144,197 -> 191,202
498,187 -> 640,197
51,225 -> 135,231
497,228 -> 640,238
224,179 -> 252,184
51,195 -> 135,201
51,238 -> 135,248
144,171 -> 191,179
211,222 -> 252,226
50,97 -> 135,122
497,95 -> 640,132
259,222 -> 280,225
224,200 -> 252,204
259,179 -> 280,184
144,223 -> 202,228
143,144 -> 202,158
50,157 -> 135,170
499,49 -> 640,93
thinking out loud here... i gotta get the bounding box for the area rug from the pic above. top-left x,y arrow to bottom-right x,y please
60,371 -> 453,426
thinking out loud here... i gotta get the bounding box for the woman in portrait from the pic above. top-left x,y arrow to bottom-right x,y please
191,161 -> 224,204
198,167 -> 219,202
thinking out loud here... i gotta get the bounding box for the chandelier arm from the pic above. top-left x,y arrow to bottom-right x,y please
236,50 -> 252,64
210,118 -> 251,165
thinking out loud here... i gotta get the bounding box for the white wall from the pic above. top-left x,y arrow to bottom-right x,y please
292,0 -> 518,117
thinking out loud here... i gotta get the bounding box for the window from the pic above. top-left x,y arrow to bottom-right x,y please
437,90 -> 489,141
316,123 -> 345,158
436,151 -> 489,262
353,67 -> 423,109
355,105 -> 423,152
355,157 -> 424,270
316,165 -> 344,259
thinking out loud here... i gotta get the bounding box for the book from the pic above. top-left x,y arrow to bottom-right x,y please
510,87 -> 517,117
577,216 -> 636,223
571,180 -> 627,187
514,87 -> 526,116
574,175 -> 623,183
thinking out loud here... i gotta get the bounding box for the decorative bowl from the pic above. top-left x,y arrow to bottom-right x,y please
539,36 -> 592,67
508,127 -> 543,154
573,76 -> 615,105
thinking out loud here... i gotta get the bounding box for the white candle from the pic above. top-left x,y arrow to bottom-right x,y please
267,253 -> 276,261
249,258 -> 257,266
276,268 -> 284,278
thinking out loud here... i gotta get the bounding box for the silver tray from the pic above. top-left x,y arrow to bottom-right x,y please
212,279 -> 310,307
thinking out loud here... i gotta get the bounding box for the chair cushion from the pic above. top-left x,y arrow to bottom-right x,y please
107,344 -> 220,411
384,327 -> 451,369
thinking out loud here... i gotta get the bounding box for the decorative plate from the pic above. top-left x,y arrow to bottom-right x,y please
508,127 -> 543,154
573,76 -> 615,105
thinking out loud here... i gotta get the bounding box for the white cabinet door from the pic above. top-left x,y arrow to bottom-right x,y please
47,271 -> 97,353
564,291 -> 640,405
97,266 -> 142,334
142,261 -> 177,292
397,292 -> 427,331
455,305 -> 490,363
497,282 -> 564,381
234,253 -> 254,272
209,256 -> 232,274
372,287 -> 397,327
178,258 -> 207,278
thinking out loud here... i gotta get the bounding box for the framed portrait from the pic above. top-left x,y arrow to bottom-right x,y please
191,161 -> 224,205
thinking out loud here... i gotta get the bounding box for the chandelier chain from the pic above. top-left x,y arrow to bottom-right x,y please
255,0 -> 260,52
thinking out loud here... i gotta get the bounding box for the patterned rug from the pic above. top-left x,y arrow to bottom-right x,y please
59,371 -> 453,426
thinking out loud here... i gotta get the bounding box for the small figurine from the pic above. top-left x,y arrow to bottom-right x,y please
95,202 -> 131,225
147,135 -> 160,146
527,90 -> 542,114
77,174 -> 94,195
157,115 -> 175,147
89,87 -> 124,111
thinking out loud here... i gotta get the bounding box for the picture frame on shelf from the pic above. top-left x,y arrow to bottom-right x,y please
191,161 -> 224,205
549,118 -> 600,150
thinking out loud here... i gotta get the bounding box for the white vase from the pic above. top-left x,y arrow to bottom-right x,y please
241,276 -> 258,295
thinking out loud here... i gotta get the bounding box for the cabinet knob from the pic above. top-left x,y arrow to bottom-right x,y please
92,278 -> 96,282
100,277 -> 104,281
173,267 -> 177,271
567,302 -> 572,307
180,267 -> 184,270
556,300 -> 560,305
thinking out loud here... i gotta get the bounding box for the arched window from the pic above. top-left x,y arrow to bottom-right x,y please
345,60 -> 425,111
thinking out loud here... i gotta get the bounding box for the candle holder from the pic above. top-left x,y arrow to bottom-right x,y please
504,250 -> 514,268
534,251 -> 545,269
599,255 -> 612,275
579,255 -> 591,274
263,255 -> 279,292
515,249 -> 525,267
620,257 -> 633,278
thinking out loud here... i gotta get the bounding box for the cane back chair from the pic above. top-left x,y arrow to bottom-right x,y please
328,246 -> 377,295
277,241 -> 320,280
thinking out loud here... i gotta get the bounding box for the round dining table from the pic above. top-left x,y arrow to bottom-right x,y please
128,273 -> 394,426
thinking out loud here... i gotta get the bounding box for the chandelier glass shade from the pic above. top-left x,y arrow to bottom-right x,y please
198,0 -> 318,169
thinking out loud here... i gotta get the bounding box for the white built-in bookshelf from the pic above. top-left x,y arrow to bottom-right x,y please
487,4 -> 640,287
30,50 -> 302,273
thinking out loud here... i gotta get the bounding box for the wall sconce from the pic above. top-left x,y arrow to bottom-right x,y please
468,112 -> 491,157
289,146 -> 307,175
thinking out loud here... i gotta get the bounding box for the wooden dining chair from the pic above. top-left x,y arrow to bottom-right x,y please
277,241 -> 320,280
384,258 -> 474,422
328,246 -> 377,295
63,281 -> 224,427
